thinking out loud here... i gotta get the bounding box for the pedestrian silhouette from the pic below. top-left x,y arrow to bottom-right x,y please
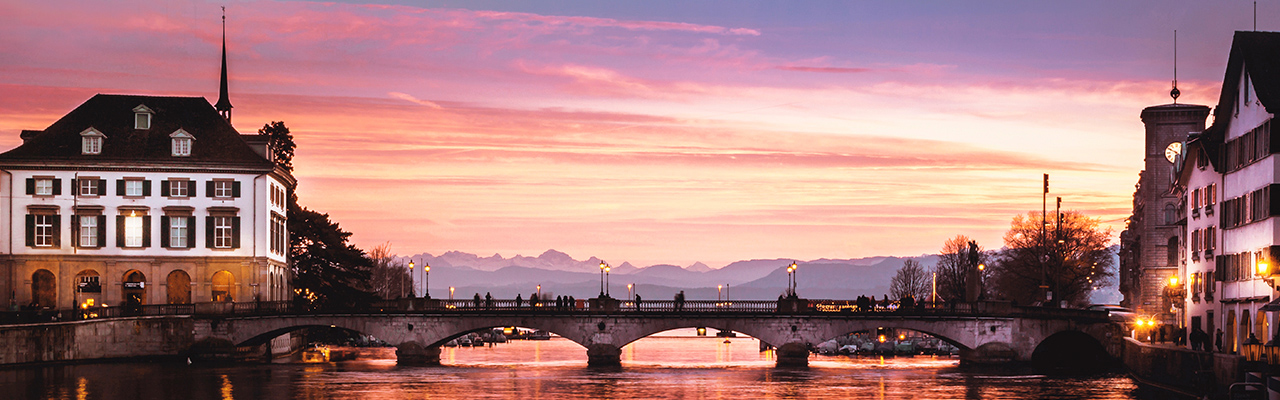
635,293 -> 642,311
485,292 -> 493,309
473,293 -> 481,309
515,293 -> 523,308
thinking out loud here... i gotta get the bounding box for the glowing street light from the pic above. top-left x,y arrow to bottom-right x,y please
424,262 -> 430,299
407,260 -> 414,298
599,261 -> 609,297
627,283 -> 633,299
449,286 -> 455,300
718,285 -> 723,302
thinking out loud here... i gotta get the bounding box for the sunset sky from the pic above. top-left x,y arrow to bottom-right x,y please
0,1 -> 1267,267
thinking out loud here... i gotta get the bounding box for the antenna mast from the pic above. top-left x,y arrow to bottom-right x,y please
1171,30 -> 1180,103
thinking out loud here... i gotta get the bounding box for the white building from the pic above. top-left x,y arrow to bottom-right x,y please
0,29 -> 295,310
1174,31 -> 1280,352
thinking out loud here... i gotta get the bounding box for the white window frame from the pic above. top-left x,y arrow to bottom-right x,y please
124,214 -> 143,247
34,215 -> 55,247
170,129 -> 193,157
214,181 -> 234,198
170,180 -> 189,197
79,215 -> 97,247
133,105 -> 153,130
170,217 -> 187,248
125,180 -> 143,197
80,128 -> 103,155
213,216 -> 233,248
79,179 -> 99,196
34,179 -> 54,196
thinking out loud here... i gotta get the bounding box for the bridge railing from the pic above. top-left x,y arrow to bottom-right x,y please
0,298 -> 1108,324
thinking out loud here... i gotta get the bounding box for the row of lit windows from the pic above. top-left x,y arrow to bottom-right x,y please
25,177 -> 240,198
27,212 -> 240,250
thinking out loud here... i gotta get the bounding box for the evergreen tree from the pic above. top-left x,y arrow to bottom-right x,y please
258,121 -> 295,172
289,195 -> 377,310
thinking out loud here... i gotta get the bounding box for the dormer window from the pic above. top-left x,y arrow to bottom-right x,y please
170,129 -> 193,157
80,128 -> 103,155
133,104 -> 153,130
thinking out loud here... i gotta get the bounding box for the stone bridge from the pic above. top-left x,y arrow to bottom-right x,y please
189,299 -> 1121,368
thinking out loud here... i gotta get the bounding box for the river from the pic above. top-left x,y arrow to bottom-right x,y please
2,329 -> 1143,399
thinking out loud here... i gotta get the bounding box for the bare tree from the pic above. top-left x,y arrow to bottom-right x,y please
368,242 -> 412,299
990,211 -> 1114,307
935,235 -> 989,303
889,258 -> 930,301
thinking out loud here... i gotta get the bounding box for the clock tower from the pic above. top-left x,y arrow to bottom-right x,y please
1119,102 -> 1209,318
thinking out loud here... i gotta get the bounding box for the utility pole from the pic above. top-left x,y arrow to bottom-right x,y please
1041,174 -> 1049,305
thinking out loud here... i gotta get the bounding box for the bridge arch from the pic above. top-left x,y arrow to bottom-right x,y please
1031,330 -> 1110,374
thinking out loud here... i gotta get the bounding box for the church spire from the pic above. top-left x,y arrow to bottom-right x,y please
215,6 -> 233,123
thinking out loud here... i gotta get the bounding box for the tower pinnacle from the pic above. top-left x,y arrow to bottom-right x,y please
215,6 -> 233,123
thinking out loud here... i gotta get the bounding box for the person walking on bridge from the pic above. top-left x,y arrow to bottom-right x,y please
635,293 -> 642,311
473,293 -> 482,309
515,293 -> 523,309
485,292 -> 493,309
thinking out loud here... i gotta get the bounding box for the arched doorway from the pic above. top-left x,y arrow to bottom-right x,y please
122,270 -> 147,309
74,270 -> 101,309
211,271 -> 234,302
30,269 -> 55,309
167,270 -> 191,305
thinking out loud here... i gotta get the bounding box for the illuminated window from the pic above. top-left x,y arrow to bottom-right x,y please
125,214 -> 143,247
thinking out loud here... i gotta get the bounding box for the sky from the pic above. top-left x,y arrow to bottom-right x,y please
0,1 -> 1269,268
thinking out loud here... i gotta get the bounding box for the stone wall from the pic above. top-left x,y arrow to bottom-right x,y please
0,316 -> 192,365
1123,337 -> 1240,398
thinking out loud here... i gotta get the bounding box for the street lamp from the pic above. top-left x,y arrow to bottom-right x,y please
718,285 -> 723,302
449,286 -> 455,300
627,283 -> 633,299
406,260 -> 413,298
606,264 -> 612,297
599,261 -> 608,297
787,261 -> 798,296
424,262 -> 430,299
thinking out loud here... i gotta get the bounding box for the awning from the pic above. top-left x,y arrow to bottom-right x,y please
1259,296 -> 1280,311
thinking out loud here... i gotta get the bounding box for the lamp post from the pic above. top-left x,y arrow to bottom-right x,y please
599,261 -> 607,297
606,264 -> 612,297
627,283 -> 633,300
718,285 -> 723,302
787,261 -> 798,296
408,261 -> 415,298
449,286 -> 455,300
424,263 -> 430,299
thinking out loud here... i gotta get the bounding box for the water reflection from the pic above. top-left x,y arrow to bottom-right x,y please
0,329 -> 1141,400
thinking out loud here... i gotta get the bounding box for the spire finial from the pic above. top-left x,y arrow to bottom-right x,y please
215,5 -> 233,123
1171,30 -> 1180,103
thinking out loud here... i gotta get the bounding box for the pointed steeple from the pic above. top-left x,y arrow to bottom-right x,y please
215,6 -> 233,123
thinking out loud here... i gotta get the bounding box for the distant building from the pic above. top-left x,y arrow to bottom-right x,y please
1171,31 -> 1280,352
0,29 -> 295,310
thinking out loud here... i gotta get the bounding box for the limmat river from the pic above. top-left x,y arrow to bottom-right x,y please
2,329 -> 1143,400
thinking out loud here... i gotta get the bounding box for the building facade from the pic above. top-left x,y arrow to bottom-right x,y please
1172,31 -> 1280,352
0,93 -> 295,310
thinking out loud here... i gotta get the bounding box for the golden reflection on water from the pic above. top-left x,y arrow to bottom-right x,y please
75,376 -> 88,400
219,374 -> 233,400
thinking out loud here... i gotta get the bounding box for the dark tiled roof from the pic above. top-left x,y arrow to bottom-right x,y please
1215,31 -> 1280,117
0,94 -> 272,170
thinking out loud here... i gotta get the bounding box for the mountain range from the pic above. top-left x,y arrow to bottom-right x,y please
398,249 -> 942,301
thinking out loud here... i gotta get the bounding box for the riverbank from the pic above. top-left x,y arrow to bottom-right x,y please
1123,337 -> 1242,399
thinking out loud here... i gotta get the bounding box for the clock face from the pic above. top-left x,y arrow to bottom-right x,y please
1165,142 -> 1182,163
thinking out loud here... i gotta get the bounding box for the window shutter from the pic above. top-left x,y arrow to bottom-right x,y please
206,181 -> 215,197
70,179 -> 77,195
186,217 -> 196,248
232,181 -> 241,198
50,215 -> 60,248
231,217 -> 241,249
142,180 -> 151,197
141,216 -> 151,248
117,180 -> 126,196
206,216 -> 215,248
96,215 -> 106,248
160,216 -> 170,248
24,214 -> 34,247
116,216 -> 126,248
52,179 -> 60,195
96,180 -> 106,195
190,181 -> 198,197
25,178 -> 33,195
160,180 -> 170,197
71,216 -> 79,247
